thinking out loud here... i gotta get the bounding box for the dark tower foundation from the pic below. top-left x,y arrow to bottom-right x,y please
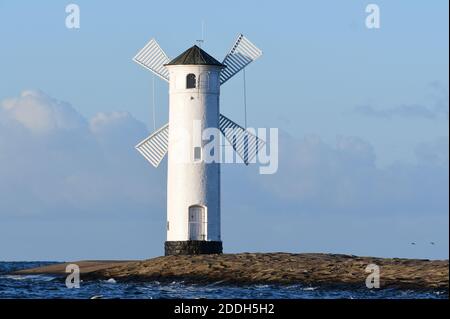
165,241 -> 223,256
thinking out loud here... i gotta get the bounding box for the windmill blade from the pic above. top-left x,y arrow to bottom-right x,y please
219,114 -> 265,164
135,123 -> 169,167
220,34 -> 262,85
133,39 -> 170,82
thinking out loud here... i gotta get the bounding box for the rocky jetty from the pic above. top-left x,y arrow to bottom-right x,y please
16,253 -> 449,290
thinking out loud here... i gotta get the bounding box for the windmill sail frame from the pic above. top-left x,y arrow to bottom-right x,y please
135,123 -> 169,167
220,34 -> 262,85
133,39 -> 171,82
219,114 -> 265,164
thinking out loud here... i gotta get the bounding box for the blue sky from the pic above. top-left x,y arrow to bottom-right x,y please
0,0 -> 448,260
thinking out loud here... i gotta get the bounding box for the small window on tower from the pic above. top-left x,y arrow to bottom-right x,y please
194,146 -> 202,162
186,73 -> 196,89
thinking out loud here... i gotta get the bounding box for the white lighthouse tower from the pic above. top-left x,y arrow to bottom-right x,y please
133,35 -> 263,255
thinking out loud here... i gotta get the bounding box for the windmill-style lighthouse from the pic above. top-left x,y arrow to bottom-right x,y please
133,35 -> 263,255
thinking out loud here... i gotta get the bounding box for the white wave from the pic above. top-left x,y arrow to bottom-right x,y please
1,274 -> 56,282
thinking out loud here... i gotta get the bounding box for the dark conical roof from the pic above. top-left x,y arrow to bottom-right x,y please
165,45 -> 225,67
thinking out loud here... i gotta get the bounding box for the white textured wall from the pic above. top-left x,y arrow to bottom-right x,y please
166,64 -> 222,242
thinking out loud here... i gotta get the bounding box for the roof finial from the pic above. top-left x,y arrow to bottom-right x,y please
196,20 -> 205,48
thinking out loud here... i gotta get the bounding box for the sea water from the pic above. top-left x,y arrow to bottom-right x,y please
0,262 -> 446,299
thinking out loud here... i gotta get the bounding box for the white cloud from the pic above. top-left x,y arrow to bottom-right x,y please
0,90 -> 165,217
415,136 -> 449,167
0,90 -> 448,259
223,131 -> 449,216
353,82 -> 449,120
1,90 -> 447,219
1,90 -> 87,133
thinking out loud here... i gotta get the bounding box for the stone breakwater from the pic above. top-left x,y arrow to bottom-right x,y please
16,253 -> 449,290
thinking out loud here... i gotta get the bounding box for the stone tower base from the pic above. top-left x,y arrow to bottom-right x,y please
165,241 -> 223,256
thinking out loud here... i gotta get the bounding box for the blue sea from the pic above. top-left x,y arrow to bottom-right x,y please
0,262 -> 447,299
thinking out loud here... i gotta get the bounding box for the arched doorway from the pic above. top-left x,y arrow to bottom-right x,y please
188,205 -> 206,240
